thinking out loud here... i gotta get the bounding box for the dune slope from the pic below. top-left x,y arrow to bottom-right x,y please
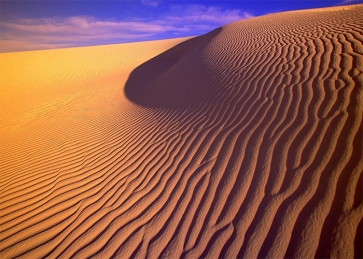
1,4 -> 363,259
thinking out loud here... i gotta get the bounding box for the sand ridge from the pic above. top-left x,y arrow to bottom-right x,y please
1,4 -> 362,259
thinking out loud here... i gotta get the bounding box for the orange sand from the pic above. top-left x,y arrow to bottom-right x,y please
1,4 -> 362,259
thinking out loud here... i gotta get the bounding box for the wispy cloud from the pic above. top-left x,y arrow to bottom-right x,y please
337,0 -> 362,5
141,0 -> 161,7
0,17 -> 170,52
0,5 -> 253,52
167,5 -> 253,24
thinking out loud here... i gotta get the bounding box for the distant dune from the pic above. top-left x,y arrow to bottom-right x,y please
1,4 -> 362,259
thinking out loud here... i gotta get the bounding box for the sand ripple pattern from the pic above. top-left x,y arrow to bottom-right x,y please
1,4 -> 362,259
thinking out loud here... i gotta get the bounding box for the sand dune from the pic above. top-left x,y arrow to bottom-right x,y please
1,4 -> 362,259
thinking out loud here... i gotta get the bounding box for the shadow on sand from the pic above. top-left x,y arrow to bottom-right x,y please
124,28 -> 222,110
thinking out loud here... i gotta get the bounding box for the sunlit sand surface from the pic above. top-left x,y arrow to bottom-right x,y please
1,4 -> 362,259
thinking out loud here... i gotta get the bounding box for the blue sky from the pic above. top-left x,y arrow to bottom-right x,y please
0,0 -> 360,52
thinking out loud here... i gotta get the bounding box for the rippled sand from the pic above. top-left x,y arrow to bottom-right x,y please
1,4 -> 362,259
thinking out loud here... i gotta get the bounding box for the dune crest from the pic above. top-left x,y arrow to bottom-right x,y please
1,4 -> 362,259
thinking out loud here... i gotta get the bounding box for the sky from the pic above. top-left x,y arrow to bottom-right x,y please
0,0 -> 361,52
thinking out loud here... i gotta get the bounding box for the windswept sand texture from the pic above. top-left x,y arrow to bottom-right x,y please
1,4 -> 362,259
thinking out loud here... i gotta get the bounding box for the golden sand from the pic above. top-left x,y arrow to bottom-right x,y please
1,4 -> 362,258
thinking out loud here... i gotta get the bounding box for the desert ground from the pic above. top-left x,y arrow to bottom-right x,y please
1,4 -> 362,259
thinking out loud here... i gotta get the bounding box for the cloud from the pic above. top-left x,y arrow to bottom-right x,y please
337,0 -> 361,5
167,5 -> 253,24
141,0 -> 160,7
0,16 -> 174,52
0,5 -> 253,52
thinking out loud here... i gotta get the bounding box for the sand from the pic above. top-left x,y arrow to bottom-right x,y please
1,4 -> 362,259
